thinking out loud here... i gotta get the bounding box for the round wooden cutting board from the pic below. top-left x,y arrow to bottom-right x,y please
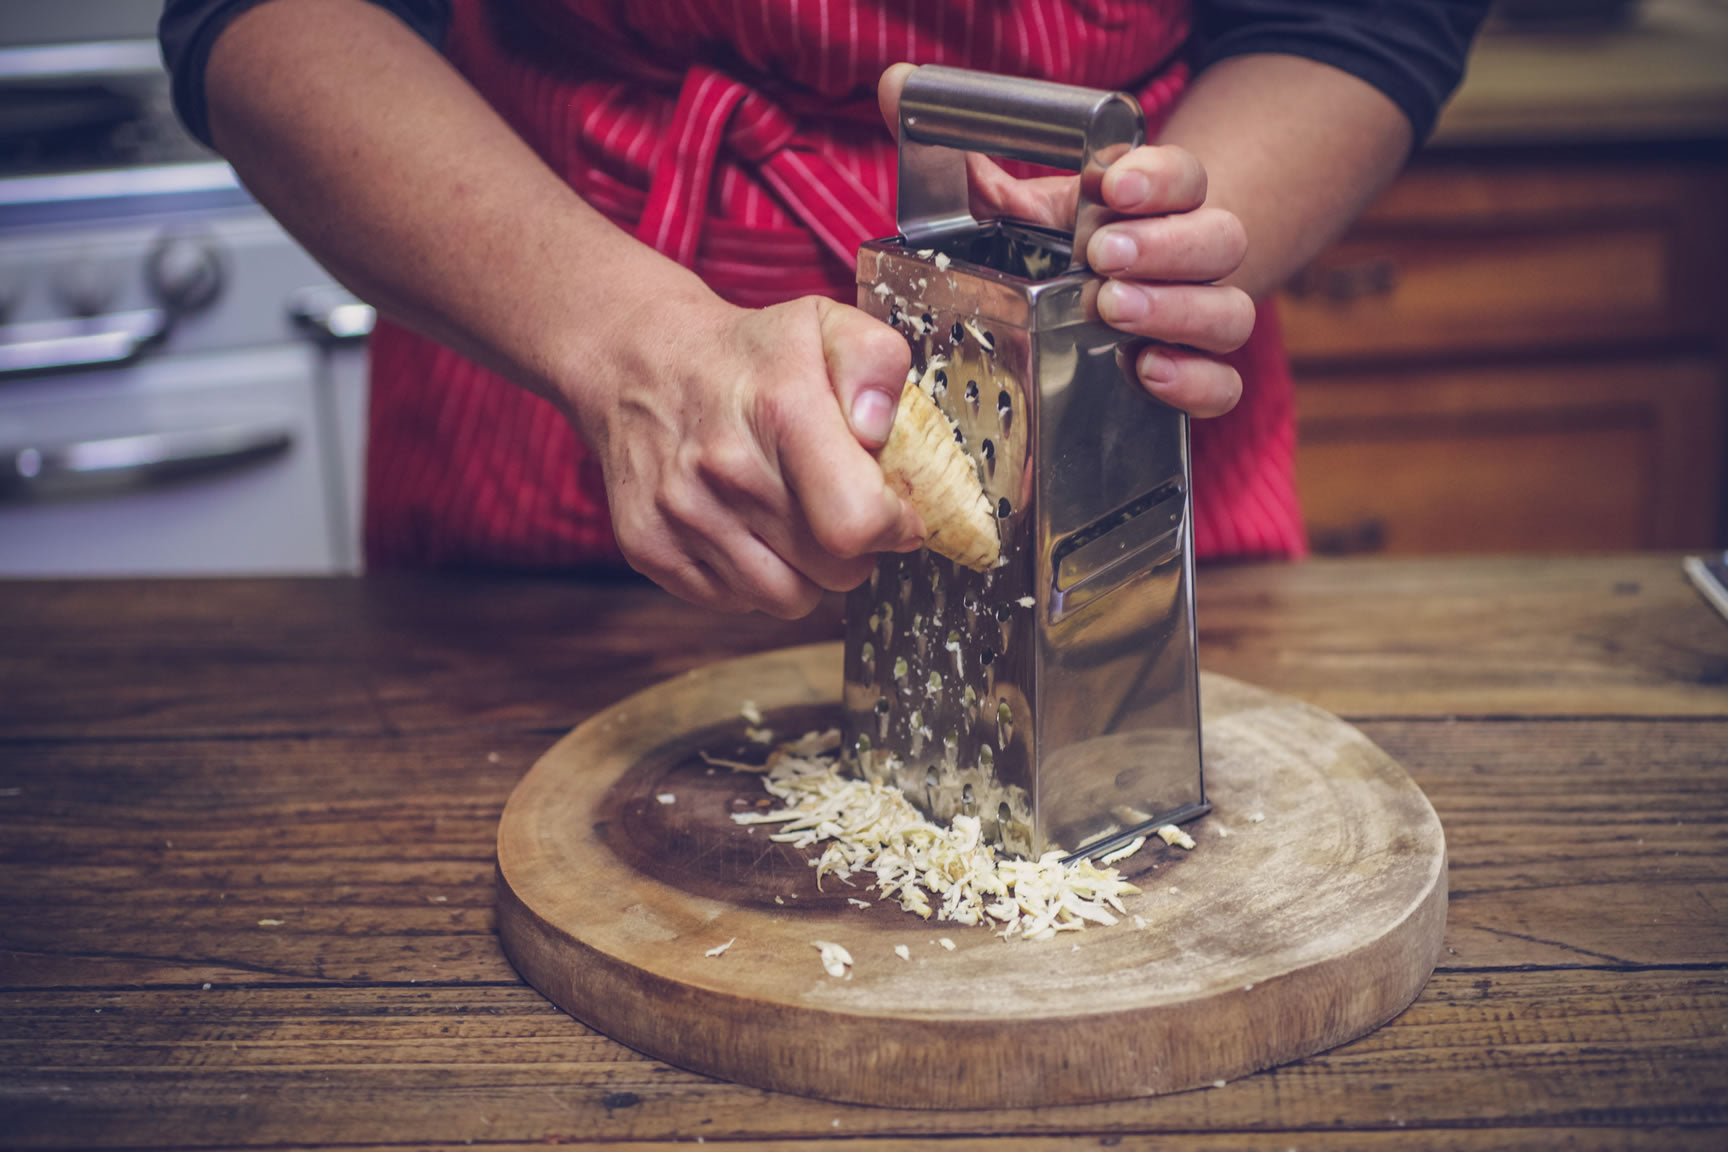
496,643 -> 1446,1109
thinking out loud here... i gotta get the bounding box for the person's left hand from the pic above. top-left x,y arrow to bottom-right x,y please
877,63 -> 1253,419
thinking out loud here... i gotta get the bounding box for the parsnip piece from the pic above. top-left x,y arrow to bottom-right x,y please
1156,824 -> 1197,850
878,366 -> 1000,571
812,940 -> 853,978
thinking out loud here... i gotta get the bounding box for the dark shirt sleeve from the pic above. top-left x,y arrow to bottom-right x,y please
1194,0 -> 1493,143
159,0 -> 452,147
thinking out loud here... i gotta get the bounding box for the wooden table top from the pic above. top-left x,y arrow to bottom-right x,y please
2,553 -> 1724,1148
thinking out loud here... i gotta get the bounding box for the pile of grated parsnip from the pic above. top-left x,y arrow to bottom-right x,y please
711,727 -> 1188,943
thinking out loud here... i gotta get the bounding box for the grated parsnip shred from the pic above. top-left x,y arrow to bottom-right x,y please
1156,824 -> 1197,851
813,939 -> 853,978
727,733 -> 1143,940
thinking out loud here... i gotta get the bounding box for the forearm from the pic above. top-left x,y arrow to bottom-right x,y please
204,0 -> 719,405
1156,53 -> 1413,300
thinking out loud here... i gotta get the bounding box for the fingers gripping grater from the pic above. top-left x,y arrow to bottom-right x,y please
841,65 -> 1207,860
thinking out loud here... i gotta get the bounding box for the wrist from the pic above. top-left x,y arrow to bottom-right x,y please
546,253 -> 734,446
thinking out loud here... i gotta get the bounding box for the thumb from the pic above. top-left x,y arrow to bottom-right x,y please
819,298 -> 912,450
877,61 -> 916,138
782,298 -> 921,553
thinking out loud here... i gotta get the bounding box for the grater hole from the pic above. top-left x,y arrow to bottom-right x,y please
965,380 -> 979,406
980,647 -> 997,667
997,801 -> 1013,826
997,497 -> 1012,519
997,698 -> 1013,747
950,321 -> 965,344
962,783 -> 975,808
932,368 -> 948,401
997,389 -> 1013,435
981,438 -> 995,472
954,427 -> 965,445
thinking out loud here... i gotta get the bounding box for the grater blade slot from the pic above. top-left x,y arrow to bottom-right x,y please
1050,481 -> 1186,619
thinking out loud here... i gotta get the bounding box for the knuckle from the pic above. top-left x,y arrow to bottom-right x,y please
751,375 -> 811,448
814,556 -> 876,593
782,585 -> 825,619
653,477 -> 702,532
861,316 -> 913,370
755,571 -> 823,620
812,500 -> 891,559
694,438 -> 767,504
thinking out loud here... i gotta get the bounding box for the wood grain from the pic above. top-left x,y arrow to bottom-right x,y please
1194,555 -> 1728,718
0,562 -> 1723,1146
495,651 -> 1445,1108
1,972 -> 1721,1144
1295,358 -> 1725,553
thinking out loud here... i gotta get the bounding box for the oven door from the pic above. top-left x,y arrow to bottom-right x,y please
0,342 -> 357,576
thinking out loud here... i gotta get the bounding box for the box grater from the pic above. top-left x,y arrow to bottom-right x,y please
841,65 -> 1207,860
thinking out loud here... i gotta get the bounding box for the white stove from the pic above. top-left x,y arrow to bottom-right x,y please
0,9 -> 372,577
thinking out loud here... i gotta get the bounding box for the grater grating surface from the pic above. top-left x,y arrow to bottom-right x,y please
841,67 -> 1205,860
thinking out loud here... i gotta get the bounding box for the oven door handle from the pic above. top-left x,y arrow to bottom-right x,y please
1,423 -> 294,502
290,288 -> 376,345
0,309 -> 170,378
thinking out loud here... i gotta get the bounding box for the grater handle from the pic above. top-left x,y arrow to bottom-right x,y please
896,65 -> 1145,267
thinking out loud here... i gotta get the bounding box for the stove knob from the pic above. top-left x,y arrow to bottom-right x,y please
147,233 -> 226,314
56,258 -> 119,317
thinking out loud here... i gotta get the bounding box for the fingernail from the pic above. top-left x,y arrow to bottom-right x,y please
1112,170 -> 1151,206
1094,232 -> 1136,272
1140,347 -> 1176,386
851,388 -> 896,444
1099,281 -> 1148,324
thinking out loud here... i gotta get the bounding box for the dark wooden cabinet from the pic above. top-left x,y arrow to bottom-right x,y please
1281,153 -> 1728,554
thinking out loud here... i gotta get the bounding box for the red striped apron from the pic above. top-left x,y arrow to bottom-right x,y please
364,0 -> 1306,569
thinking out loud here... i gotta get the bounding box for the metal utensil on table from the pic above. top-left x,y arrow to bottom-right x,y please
841,65 -> 1207,860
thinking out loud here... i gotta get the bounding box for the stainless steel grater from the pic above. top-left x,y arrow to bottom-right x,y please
841,65 -> 1206,860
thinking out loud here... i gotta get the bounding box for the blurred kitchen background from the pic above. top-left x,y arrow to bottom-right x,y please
0,0 -> 1723,577
0,0 -> 371,576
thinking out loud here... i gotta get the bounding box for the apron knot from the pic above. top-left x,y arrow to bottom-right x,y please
636,64 -> 893,272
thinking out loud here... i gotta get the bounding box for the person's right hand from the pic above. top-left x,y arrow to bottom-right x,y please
566,294 -> 924,619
